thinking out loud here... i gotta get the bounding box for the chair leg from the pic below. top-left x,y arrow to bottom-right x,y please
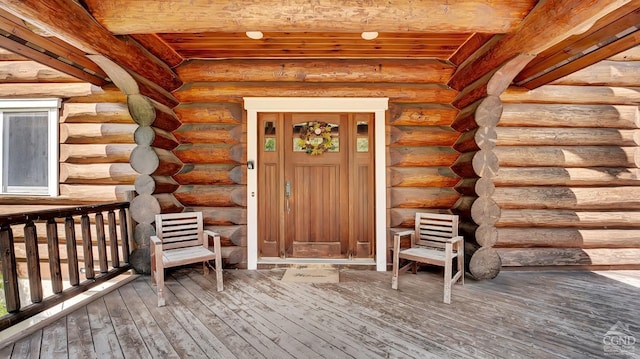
150,246 -> 157,286
391,234 -> 401,290
458,242 -> 465,286
153,244 -> 165,306
391,259 -> 399,290
443,260 -> 452,304
157,268 -> 165,307
215,258 -> 224,292
203,261 -> 210,275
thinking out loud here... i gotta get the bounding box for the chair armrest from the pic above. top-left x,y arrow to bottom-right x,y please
150,235 -> 162,249
394,230 -> 415,238
203,230 -> 221,243
426,235 -> 464,244
203,230 -> 222,254
393,230 -> 414,253
150,235 -> 163,275
208,229 -> 222,272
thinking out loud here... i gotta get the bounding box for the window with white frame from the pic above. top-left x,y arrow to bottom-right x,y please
0,99 -> 60,196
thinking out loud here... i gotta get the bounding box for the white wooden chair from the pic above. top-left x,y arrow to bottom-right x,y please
150,212 -> 223,306
391,213 -> 464,304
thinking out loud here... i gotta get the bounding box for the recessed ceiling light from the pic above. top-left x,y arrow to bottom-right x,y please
246,31 -> 264,40
361,31 -> 379,40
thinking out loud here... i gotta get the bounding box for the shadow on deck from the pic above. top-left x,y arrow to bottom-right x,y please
1,268 -> 639,358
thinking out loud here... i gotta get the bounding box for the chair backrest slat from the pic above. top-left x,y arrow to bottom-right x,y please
155,212 -> 204,248
414,213 -> 459,246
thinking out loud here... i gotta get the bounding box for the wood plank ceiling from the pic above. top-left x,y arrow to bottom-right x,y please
153,32 -> 473,60
0,0 -> 638,90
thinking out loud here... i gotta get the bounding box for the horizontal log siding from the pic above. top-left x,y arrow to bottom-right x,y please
496,49 -> 640,268
172,61 -> 460,267
173,101 -> 246,265
0,53 -> 135,279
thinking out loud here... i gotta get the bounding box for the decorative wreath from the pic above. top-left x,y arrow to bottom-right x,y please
297,121 -> 334,155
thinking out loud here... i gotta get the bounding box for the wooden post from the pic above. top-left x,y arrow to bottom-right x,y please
108,210 -> 120,268
81,214 -> 95,280
95,212 -> 108,273
64,216 -> 80,286
45,219 -> 63,294
119,208 -> 130,264
24,221 -> 43,303
0,225 -> 20,312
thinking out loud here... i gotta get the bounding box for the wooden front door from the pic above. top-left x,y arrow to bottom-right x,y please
258,112 -> 374,259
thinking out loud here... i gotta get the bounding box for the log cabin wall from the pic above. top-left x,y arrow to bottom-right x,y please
173,59 -> 461,268
0,49 -> 134,281
490,46 -> 640,269
0,49 -> 135,206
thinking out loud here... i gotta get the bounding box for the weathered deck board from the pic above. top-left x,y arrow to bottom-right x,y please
102,290 -> 152,359
1,269 -> 638,358
129,280 -> 210,358
213,271 -> 404,359
154,281 -> 235,358
343,270 -> 581,358
178,275 -> 305,358
116,284 -> 180,359
86,298 -> 123,358
10,329 -> 41,359
226,274 -> 389,358
229,270 -> 452,358
66,306 -> 97,359
39,317 -> 67,358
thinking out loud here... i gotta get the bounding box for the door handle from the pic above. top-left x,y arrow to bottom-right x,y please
285,180 -> 291,213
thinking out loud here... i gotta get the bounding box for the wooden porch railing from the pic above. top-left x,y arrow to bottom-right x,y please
0,201 -> 132,331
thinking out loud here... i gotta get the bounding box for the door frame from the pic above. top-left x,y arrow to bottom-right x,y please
244,97 -> 389,271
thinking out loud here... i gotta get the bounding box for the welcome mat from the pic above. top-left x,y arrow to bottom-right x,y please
281,268 -> 339,283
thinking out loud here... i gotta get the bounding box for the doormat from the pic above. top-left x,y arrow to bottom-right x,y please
281,268 -> 339,283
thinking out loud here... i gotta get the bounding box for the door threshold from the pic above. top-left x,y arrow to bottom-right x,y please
257,257 -> 376,269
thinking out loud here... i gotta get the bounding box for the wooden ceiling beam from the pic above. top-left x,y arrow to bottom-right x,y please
82,0 -> 536,34
130,34 -> 184,68
0,11 -> 107,79
448,33 -> 496,66
514,6 -> 640,85
0,35 -> 106,86
177,59 -> 454,84
448,0 -> 637,91
0,0 -> 182,92
517,29 -> 640,89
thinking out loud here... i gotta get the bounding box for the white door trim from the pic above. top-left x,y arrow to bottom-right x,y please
244,97 -> 389,271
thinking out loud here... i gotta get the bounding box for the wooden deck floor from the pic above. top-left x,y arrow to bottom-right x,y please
1,268 -> 639,358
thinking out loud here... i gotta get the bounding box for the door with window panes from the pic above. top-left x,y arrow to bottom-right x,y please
258,112 -> 375,259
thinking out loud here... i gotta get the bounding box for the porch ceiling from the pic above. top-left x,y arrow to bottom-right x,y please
0,0 -> 638,92
149,32 -> 473,60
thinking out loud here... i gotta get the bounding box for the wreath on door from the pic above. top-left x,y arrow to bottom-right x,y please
297,121 -> 335,155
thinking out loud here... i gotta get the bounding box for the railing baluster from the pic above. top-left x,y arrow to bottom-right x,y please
95,212 -> 108,273
81,214 -> 95,280
108,210 -> 119,268
0,225 -> 20,312
24,221 -> 43,303
0,201 -> 131,331
65,216 -> 79,286
46,219 -> 63,294
119,208 -> 130,263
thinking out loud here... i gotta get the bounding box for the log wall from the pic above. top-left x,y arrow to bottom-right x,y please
0,53 -> 133,206
0,50 -> 135,278
174,59 -> 461,267
172,103 -> 246,265
493,50 -> 640,269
